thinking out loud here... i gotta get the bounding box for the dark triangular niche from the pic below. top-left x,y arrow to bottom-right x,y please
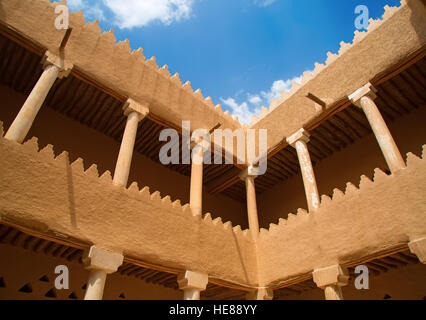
384,294 -> 392,300
0,277 -> 6,288
119,293 -> 126,299
18,283 -> 33,293
82,284 -> 87,290
39,275 -> 49,282
68,292 -> 78,300
45,288 -> 57,298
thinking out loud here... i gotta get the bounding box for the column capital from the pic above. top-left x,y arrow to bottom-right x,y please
286,128 -> 310,147
43,51 -> 73,79
246,288 -> 273,300
123,98 -> 150,121
239,165 -> 258,181
178,270 -> 208,291
82,246 -> 124,274
313,265 -> 349,289
348,83 -> 377,107
408,238 -> 426,264
190,135 -> 211,151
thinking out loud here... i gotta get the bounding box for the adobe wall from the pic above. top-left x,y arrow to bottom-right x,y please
0,127 -> 258,287
251,0 -> 426,151
258,106 -> 426,228
280,263 -> 426,300
257,144 -> 426,286
0,243 -> 182,300
0,0 -> 242,139
0,84 -> 248,229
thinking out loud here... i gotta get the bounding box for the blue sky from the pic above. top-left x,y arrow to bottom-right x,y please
63,0 -> 401,124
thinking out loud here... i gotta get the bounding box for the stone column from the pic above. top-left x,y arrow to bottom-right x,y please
178,270 -> 208,300
82,246 -> 124,300
313,265 -> 349,300
349,83 -> 406,173
5,51 -> 72,143
113,99 -> 149,187
408,238 -> 426,264
239,166 -> 260,240
246,288 -> 273,300
190,145 -> 206,216
287,129 -> 320,212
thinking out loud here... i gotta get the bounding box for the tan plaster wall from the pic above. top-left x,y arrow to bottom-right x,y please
280,263 -> 426,300
0,243 -> 182,300
257,144 -> 426,286
252,0 -> 426,151
2,0 -> 425,159
0,84 -> 248,229
0,0 -> 241,138
0,128 -> 258,286
258,106 -> 426,228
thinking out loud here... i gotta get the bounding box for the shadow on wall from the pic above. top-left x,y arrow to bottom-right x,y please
232,231 -> 250,284
408,0 -> 426,46
65,152 -> 78,229
0,2 -> 4,21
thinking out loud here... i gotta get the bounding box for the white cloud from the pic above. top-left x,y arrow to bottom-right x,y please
66,0 -> 106,21
220,98 -> 253,125
253,0 -> 276,7
104,0 -> 195,29
221,71 -> 312,125
260,75 -> 304,104
86,4 -> 106,21
65,0 -> 195,28
67,0 -> 83,9
248,94 -> 262,105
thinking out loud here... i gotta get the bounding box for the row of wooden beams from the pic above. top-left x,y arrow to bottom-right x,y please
0,32 -> 245,196
215,52 -> 426,200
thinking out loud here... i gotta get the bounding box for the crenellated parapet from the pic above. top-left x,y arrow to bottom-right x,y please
256,146 -> 426,287
0,0 -> 242,132
0,118 -> 425,289
250,0 -> 426,151
0,122 -> 257,287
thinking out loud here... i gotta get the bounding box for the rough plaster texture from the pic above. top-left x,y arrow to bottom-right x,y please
282,263 -> 426,300
257,146 -> 426,287
1,0 -> 425,157
0,125 -> 258,287
0,0 -> 425,291
251,0 -> 426,151
0,0 -> 241,136
0,244 -> 182,300
0,84 -> 248,229
0,121 -> 425,288
258,106 -> 426,228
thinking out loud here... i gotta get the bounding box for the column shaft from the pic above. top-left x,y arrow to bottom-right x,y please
294,139 -> 320,212
190,147 -> 204,216
5,64 -> 60,143
184,288 -> 201,300
360,96 -> 406,173
245,176 -> 260,239
84,269 -> 107,300
246,288 -> 273,300
324,285 -> 344,300
113,111 -> 140,186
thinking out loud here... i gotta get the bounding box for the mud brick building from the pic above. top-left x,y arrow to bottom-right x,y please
0,0 -> 425,300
